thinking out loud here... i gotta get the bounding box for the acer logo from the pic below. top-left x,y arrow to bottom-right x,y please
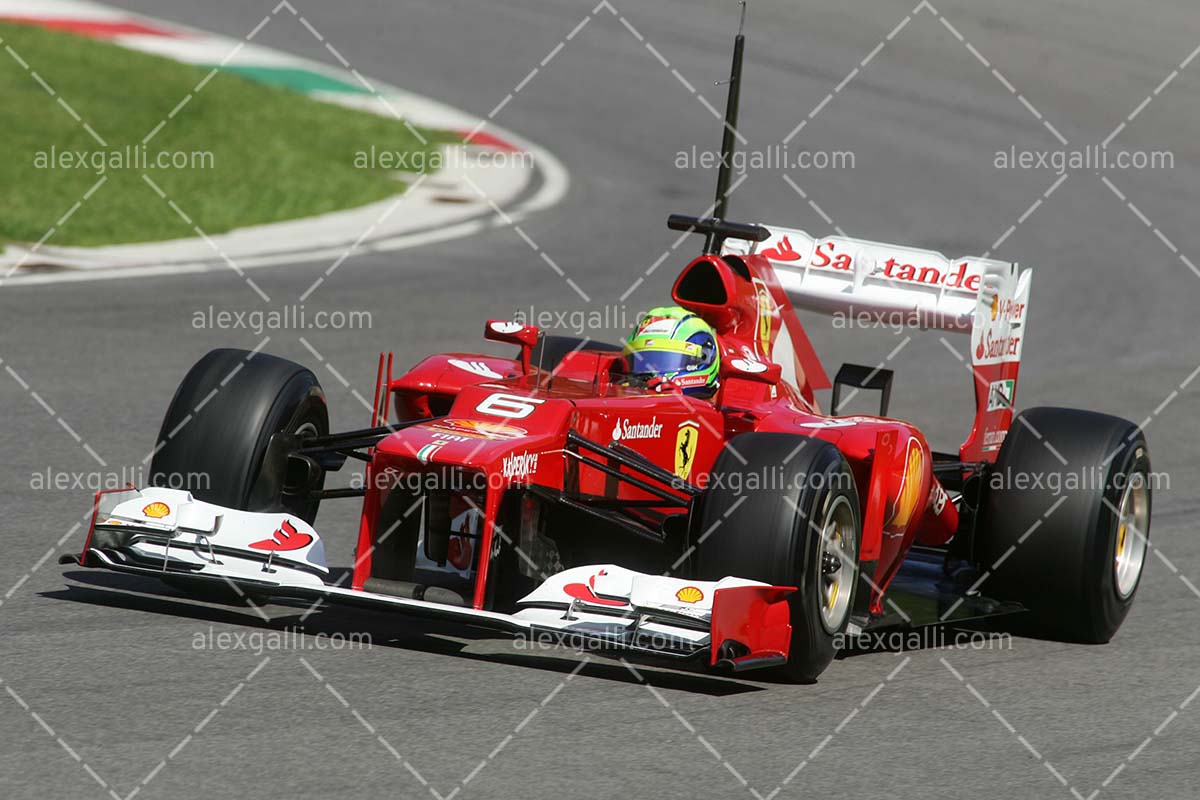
248,520 -> 313,552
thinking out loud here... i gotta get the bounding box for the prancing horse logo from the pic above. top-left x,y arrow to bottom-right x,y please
674,421 -> 700,481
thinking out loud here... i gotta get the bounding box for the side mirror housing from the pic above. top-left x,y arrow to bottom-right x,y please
484,320 -> 541,373
720,355 -> 781,386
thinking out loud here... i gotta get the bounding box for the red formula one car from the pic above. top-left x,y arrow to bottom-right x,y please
62,23 -> 1151,682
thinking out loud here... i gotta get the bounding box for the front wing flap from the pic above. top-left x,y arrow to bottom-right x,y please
62,488 -> 796,672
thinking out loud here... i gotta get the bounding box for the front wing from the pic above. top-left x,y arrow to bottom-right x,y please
61,488 -> 795,673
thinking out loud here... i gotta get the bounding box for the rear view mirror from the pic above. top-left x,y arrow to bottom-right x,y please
484,320 -> 541,373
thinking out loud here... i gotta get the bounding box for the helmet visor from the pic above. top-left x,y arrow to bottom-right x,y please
625,348 -> 701,378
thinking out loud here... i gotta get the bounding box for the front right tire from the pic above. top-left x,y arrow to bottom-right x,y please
149,348 -> 329,522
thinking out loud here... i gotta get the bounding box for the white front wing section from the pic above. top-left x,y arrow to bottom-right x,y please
71,489 -> 794,669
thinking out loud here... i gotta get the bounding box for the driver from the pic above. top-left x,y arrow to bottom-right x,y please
623,306 -> 720,397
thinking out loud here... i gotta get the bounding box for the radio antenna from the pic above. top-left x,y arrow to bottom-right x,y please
665,3 -> 769,254
705,0 -> 747,253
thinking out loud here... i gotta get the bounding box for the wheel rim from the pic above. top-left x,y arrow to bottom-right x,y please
293,420 -> 319,438
819,495 -> 856,632
1113,471 -> 1149,599
281,419 -> 321,513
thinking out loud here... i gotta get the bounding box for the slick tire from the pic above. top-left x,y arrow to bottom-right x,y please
694,433 -> 862,683
150,348 -> 329,523
977,407 -> 1151,643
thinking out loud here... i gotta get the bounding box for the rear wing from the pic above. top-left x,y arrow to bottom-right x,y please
724,227 -> 1032,462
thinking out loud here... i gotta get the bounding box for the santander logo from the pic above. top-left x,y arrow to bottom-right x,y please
762,235 -> 984,293
448,358 -> 503,379
611,416 -> 663,442
977,329 -> 1022,361
563,569 -> 629,607
248,519 -> 313,552
489,321 -> 523,335
761,235 -> 802,261
809,240 -> 982,291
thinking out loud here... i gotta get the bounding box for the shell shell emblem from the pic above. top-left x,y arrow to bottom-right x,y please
142,502 -> 171,519
754,281 -> 774,354
675,586 -> 704,604
433,419 -> 527,440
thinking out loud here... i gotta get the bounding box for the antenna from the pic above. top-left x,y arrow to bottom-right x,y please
666,3 -> 770,253
706,0 -> 747,253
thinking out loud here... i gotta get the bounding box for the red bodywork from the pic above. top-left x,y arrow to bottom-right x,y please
349,251 -> 1011,617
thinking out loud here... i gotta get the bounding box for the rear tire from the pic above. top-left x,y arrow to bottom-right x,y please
694,433 -> 861,682
149,348 -> 329,522
977,407 -> 1151,643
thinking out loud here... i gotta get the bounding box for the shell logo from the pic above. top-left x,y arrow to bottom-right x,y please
675,586 -> 704,604
433,419 -> 527,440
142,502 -> 171,519
886,440 -> 926,531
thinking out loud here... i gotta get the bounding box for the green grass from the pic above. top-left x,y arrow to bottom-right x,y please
0,21 -> 452,247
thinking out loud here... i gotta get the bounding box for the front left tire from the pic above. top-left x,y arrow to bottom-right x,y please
694,432 -> 862,682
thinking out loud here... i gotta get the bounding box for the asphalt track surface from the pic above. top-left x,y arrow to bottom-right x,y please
3,1 -> 1200,798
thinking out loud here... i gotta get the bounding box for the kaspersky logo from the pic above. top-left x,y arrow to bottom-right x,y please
501,451 -> 539,480
611,416 -> 663,442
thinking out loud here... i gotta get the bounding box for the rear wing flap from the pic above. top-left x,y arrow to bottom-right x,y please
725,227 -> 1032,461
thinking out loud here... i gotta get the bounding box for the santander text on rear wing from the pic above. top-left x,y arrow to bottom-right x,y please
724,226 -> 1032,461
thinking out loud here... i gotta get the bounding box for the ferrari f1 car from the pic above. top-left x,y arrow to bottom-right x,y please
62,18 -> 1151,683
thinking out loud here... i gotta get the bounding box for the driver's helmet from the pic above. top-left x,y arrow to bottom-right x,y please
624,306 -> 720,396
